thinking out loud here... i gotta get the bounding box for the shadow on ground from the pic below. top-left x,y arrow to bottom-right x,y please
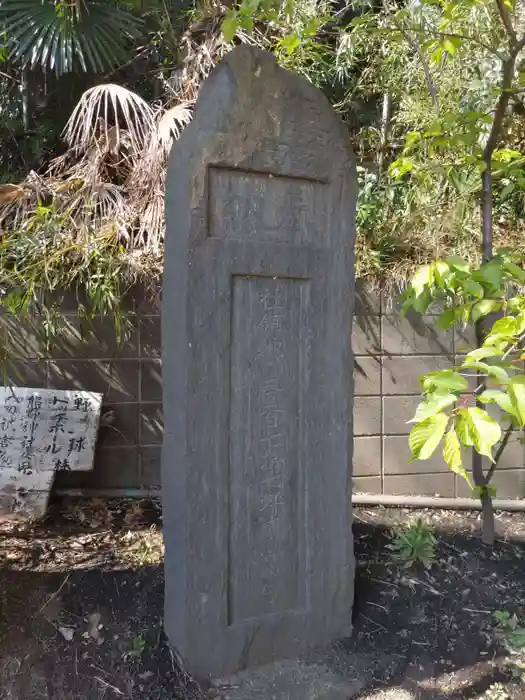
1,502 -> 525,699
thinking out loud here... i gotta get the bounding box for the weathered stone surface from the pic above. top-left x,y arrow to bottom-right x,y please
162,45 -> 356,678
0,388 -> 101,520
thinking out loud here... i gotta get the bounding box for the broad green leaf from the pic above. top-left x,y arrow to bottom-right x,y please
486,365 -> 510,385
463,280 -> 484,299
475,261 -> 503,291
422,370 -> 468,393
442,38 -> 456,55
465,407 -> 502,459
410,264 -> 433,296
412,289 -> 432,314
504,262 -> 525,284
443,428 -> 471,486
508,376 -> 525,427
404,131 -> 422,150
465,346 -> 504,363
490,317 -> 517,335
507,296 -> 525,313
501,183 -> 516,200
390,157 -> 414,179
408,393 -> 457,423
484,335 -> 514,350
478,389 -> 516,416
280,33 -> 300,53
409,413 -> 449,461
437,309 -> 456,330
456,408 -> 474,446
471,299 -> 501,323
493,148 -> 521,163
459,360 -> 489,372
222,12 -> 239,41
433,260 -> 450,287
445,256 -> 469,272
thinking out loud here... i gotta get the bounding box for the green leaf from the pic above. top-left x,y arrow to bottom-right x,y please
412,289 -> 432,314
456,409 -> 474,446
490,317 -> 517,336
475,261 -> 504,291
410,264 -> 433,296
409,413 -> 449,461
280,33 -> 300,53
465,407 -> 502,459
422,370 -> 468,393
446,256 -> 470,273
464,346 -> 504,363
508,376 -> 525,428
408,393 -> 457,423
442,38 -> 456,55
443,428 -> 471,486
463,280 -> 484,299
478,389 -> 516,416
471,299 -> 501,323
504,262 -> 525,284
500,183 -> 515,200
390,157 -> 414,179
222,11 -> 239,41
433,260 -> 450,286
486,365 -> 510,385
459,360 -> 490,373
437,308 -> 456,330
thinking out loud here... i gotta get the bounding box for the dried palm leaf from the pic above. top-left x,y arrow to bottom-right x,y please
156,103 -> 193,148
64,85 -> 155,157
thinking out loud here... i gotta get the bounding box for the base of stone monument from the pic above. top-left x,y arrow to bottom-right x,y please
212,654 -> 365,700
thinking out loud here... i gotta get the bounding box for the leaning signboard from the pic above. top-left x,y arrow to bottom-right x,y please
0,388 -> 102,519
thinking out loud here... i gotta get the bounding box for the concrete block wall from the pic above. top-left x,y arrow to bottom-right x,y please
0,290 -> 163,492
5,283 -> 525,499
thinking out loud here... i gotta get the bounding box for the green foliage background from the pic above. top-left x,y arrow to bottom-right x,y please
0,0 -> 524,314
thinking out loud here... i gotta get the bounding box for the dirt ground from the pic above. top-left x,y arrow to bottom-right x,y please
1,500 -> 525,699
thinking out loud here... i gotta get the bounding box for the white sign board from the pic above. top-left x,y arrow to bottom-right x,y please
0,388 -> 102,519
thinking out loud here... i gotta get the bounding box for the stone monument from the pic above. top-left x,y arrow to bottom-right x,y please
162,45 -> 356,679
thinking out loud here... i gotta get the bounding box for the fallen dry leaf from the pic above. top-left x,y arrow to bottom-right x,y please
58,626 -> 75,642
86,612 -> 103,643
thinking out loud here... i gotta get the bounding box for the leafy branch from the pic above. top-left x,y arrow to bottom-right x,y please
402,250 -> 525,544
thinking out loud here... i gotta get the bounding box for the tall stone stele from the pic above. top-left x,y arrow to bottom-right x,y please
162,45 -> 357,679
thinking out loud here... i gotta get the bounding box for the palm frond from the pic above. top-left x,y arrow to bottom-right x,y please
156,103 -> 193,151
64,84 -> 156,156
0,0 -> 144,74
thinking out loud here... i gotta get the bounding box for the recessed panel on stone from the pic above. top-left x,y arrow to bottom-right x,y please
229,276 -> 308,624
208,167 -> 328,245
162,45 -> 356,678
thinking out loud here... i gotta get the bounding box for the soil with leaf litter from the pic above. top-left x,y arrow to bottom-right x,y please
1,501 -> 525,700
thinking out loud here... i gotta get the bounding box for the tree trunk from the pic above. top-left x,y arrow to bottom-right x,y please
472,451 -> 495,546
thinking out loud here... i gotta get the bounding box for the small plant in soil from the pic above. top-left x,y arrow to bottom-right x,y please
494,611 -> 525,654
388,518 -> 436,568
124,634 -> 147,661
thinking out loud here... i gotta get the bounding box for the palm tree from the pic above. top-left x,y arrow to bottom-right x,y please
0,0 -> 145,75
